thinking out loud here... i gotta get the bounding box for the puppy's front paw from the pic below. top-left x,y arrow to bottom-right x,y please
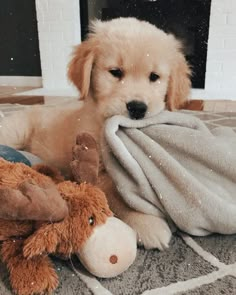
123,212 -> 172,250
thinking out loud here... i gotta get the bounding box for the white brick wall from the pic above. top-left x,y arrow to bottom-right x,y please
36,0 -> 236,100
35,0 -> 81,91
200,0 -> 236,99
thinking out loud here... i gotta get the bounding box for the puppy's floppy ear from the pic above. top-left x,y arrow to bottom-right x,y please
68,39 -> 96,99
166,37 -> 191,110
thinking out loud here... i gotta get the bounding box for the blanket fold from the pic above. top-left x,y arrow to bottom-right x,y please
101,111 -> 236,236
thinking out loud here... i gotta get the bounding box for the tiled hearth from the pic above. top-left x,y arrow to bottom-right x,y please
0,86 -> 77,106
0,86 -> 236,112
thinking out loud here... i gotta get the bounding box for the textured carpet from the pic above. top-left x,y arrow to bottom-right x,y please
0,104 -> 235,295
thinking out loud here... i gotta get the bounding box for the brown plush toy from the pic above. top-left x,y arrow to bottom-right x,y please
0,133 -> 137,295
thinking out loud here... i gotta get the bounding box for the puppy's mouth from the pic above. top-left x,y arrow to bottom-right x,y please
126,100 -> 147,120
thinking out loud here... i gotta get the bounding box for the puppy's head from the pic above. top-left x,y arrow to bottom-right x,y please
68,17 -> 191,119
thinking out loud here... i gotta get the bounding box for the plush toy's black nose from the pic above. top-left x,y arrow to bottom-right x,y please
126,100 -> 147,120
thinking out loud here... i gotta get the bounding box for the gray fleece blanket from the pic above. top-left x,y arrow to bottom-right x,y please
101,111 -> 236,236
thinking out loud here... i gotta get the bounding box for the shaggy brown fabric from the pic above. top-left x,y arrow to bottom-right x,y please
0,133 -> 113,295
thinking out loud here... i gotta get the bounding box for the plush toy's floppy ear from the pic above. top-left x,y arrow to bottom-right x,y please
68,39 -> 96,99
23,222 -> 68,259
165,37 -> 191,110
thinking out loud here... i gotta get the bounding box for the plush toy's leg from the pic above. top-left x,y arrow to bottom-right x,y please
1,240 -> 59,295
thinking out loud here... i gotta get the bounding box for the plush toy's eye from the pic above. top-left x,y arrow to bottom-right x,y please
89,216 -> 95,226
149,72 -> 160,82
109,68 -> 123,79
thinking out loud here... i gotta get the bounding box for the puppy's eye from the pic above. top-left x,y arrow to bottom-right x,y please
89,216 -> 95,226
109,68 -> 123,79
149,72 -> 160,82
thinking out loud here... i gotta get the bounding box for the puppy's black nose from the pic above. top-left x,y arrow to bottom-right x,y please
126,100 -> 147,120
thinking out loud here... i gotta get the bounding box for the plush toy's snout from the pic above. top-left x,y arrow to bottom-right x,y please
78,216 -> 137,278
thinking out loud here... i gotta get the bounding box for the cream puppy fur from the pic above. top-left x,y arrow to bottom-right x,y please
0,18 -> 191,250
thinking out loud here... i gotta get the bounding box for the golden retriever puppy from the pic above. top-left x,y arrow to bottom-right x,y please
0,18 -> 190,250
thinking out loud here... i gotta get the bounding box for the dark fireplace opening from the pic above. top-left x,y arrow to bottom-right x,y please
80,0 -> 212,89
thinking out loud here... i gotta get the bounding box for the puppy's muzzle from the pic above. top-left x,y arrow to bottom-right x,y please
126,101 -> 147,120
